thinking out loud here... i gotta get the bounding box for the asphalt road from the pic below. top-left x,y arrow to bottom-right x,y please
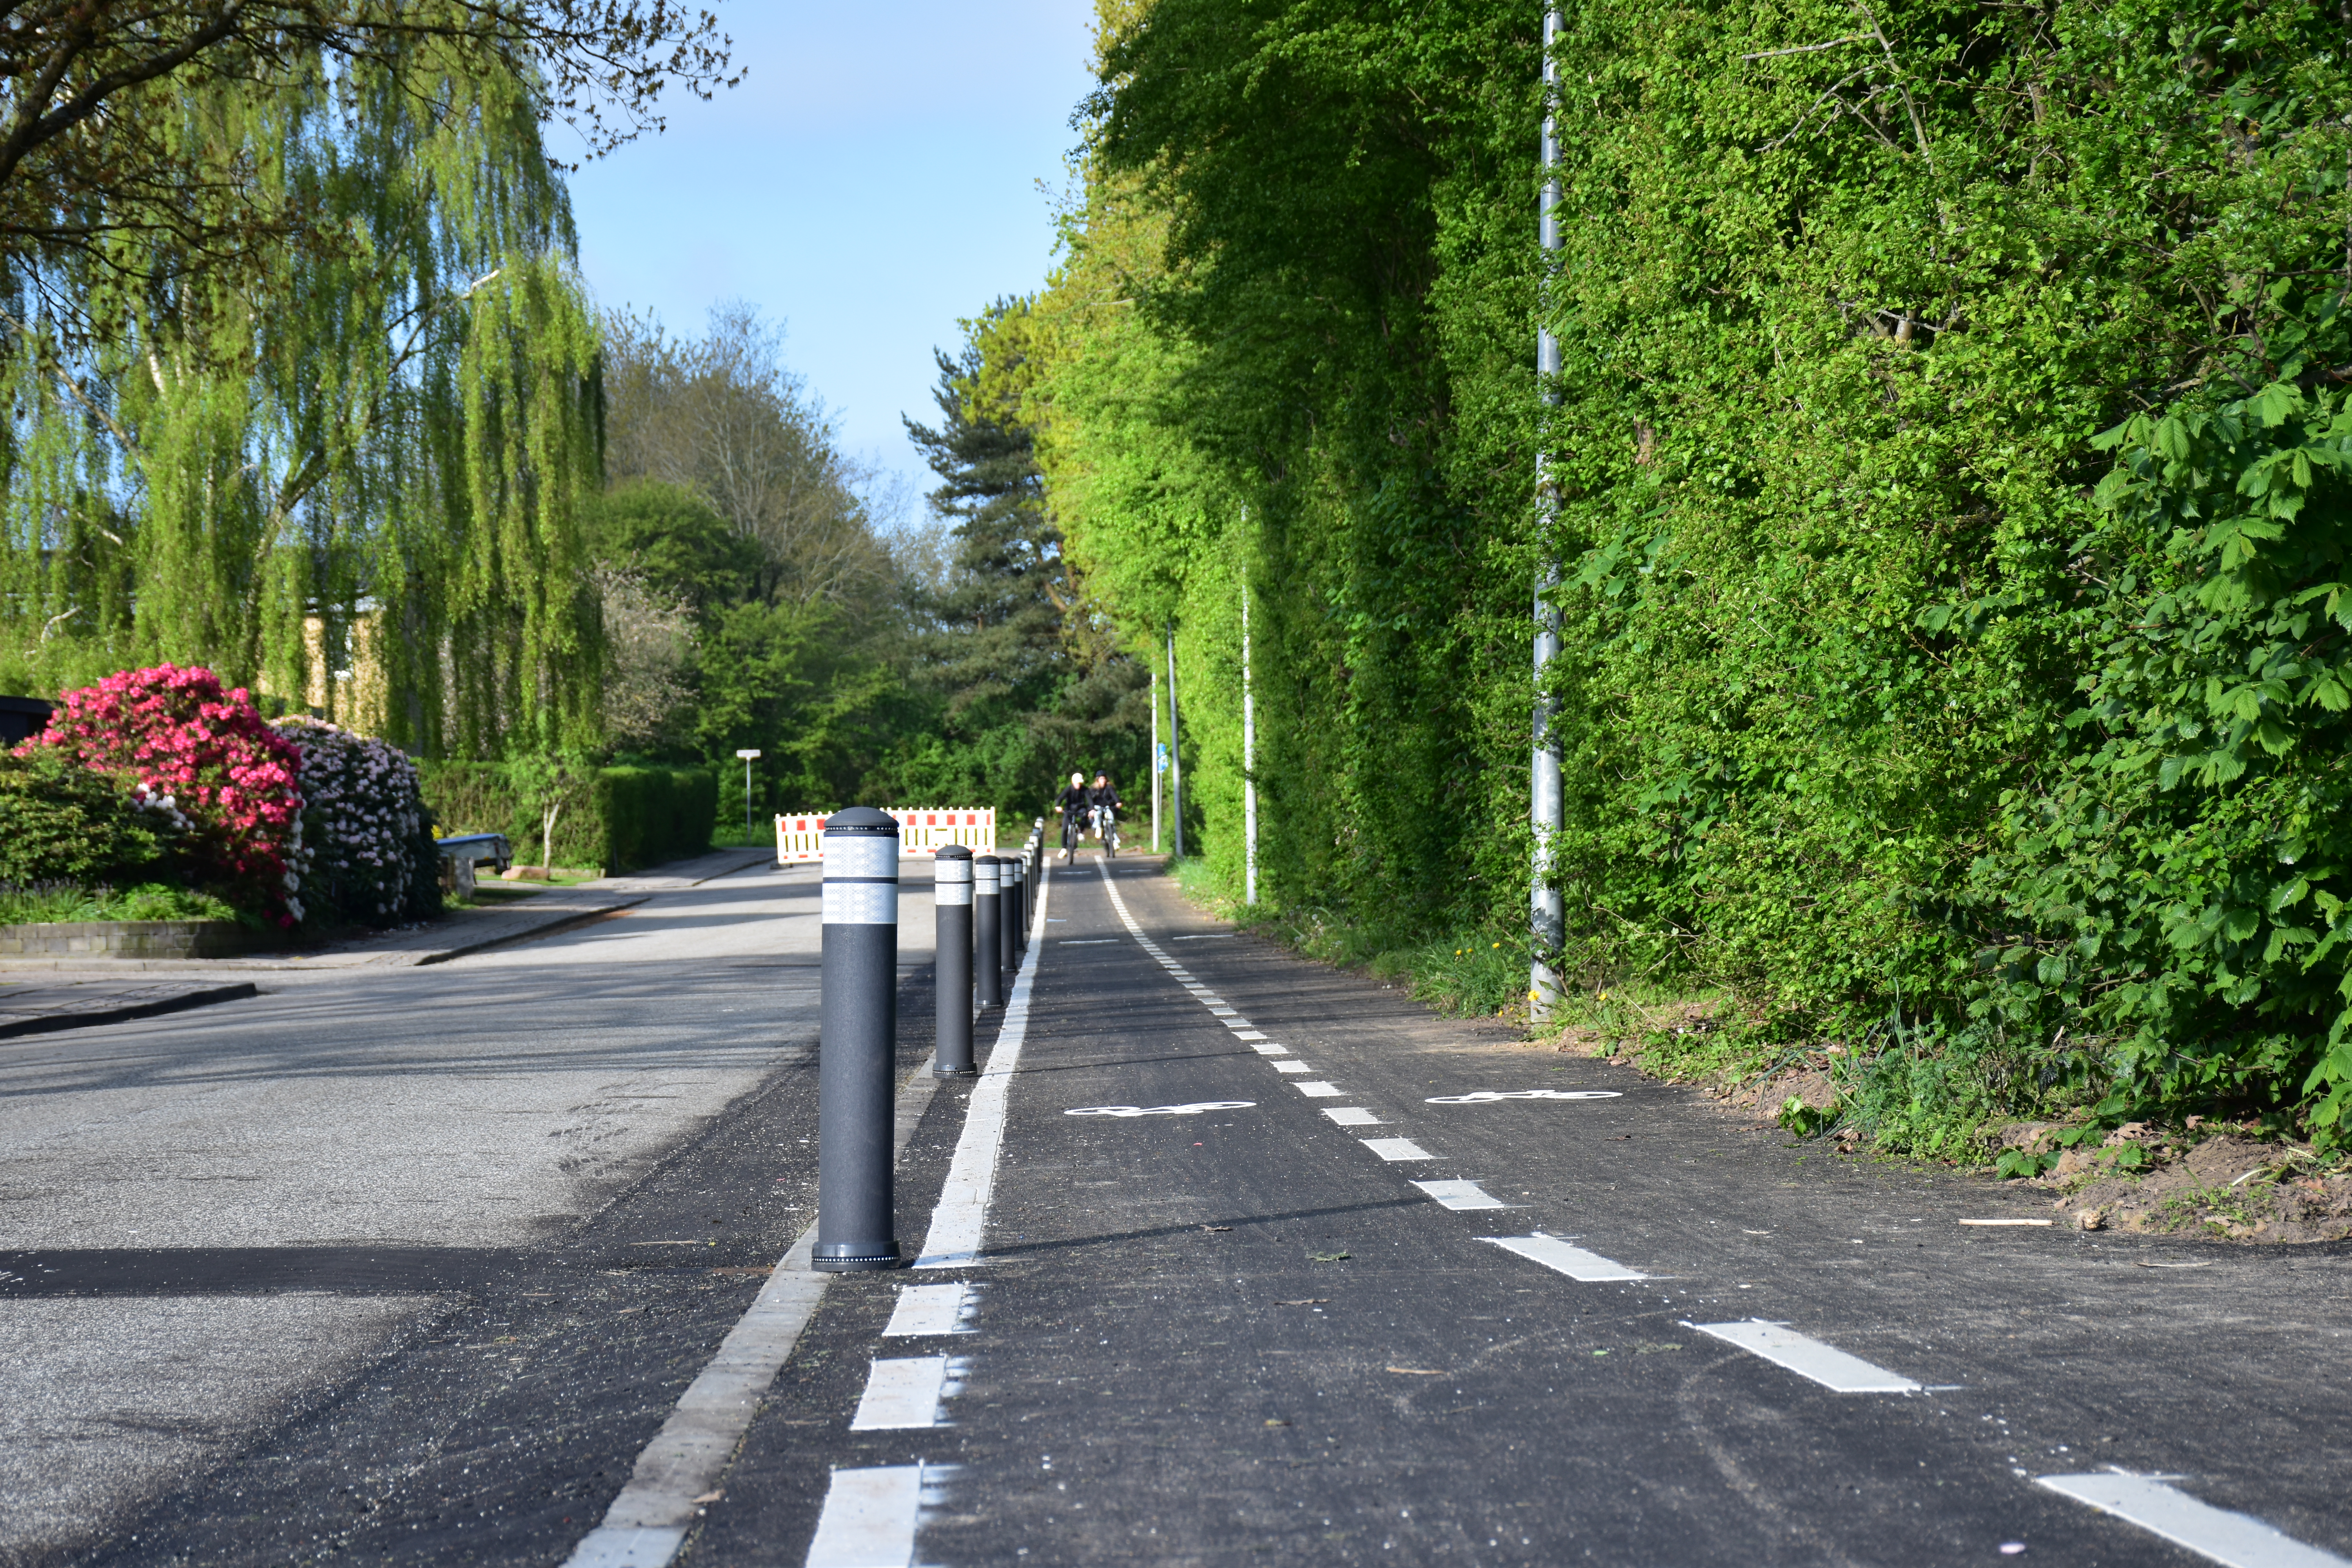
6,852 -> 2349,1566
0,859 -> 935,1566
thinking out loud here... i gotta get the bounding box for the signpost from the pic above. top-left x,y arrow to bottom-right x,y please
735,749 -> 761,844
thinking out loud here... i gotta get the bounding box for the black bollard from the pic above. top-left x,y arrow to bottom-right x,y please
1022,841 -> 1035,938
973,855 -> 1002,1008
999,851 -> 1020,978
1008,855 -> 1025,958
815,807 -> 902,1272
934,845 -> 976,1077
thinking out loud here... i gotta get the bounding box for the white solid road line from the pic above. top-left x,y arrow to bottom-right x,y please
849,1357 -> 953,1431
804,1464 -> 924,1568
1480,1233 -> 1648,1282
1362,1137 -> 1435,1161
2036,1472 -> 2350,1568
1685,1319 -> 1922,1393
1295,1081 -> 1343,1098
562,1070 -> 944,1568
1412,1179 -> 1512,1210
913,864 -> 1049,1269
1325,1107 -> 1384,1126
882,1283 -> 973,1338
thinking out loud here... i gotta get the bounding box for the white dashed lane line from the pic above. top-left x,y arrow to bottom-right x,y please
1087,858 -> 2349,1568
1480,1234 -> 1649,1282
1683,1319 -> 1922,1394
849,1356 -> 958,1431
882,1283 -> 974,1338
2035,1473 -> 2352,1568
803,1465 -> 925,1568
1412,1179 -> 1512,1210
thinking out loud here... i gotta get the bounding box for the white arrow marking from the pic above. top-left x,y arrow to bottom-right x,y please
1426,1090 -> 1624,1103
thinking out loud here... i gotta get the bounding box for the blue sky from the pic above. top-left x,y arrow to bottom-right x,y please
566,1 -> 1100,519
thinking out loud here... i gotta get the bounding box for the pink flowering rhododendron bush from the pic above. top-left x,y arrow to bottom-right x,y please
272,717 -> 441,927
37,665 -> 305,925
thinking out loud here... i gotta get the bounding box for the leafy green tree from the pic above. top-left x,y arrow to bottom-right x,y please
0,14 -> 617,758
587,311 -> 926,814
0,2 -> 733,289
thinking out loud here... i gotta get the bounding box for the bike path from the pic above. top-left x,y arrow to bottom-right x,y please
701,855 -> 2352,1565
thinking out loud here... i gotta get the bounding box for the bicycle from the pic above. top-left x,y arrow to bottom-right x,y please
1091,803 -> 1120,857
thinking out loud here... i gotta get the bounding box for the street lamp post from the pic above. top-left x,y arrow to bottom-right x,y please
736,749 -> 762,846
1530,7 -> 1565,1020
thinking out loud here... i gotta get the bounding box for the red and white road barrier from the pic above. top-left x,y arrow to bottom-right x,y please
775,808 -> 996,862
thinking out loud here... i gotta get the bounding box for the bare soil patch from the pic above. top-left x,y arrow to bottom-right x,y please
1989,1121 -> 2352,1243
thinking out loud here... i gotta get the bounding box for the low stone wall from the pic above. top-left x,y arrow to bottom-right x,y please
0,920 -> 281,959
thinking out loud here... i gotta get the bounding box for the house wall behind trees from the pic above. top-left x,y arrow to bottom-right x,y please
1037,0 -> 2352,1154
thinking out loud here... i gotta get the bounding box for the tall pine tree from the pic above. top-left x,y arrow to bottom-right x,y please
892,298 -> 1147,815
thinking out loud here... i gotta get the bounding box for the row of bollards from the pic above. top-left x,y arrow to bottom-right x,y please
815,809 -> 1045,1273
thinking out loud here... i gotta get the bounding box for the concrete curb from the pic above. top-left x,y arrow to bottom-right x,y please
0,981 -> 260,1039
0,847 -> 772,975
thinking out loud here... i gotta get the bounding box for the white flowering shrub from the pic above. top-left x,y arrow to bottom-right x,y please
270,717 -> 441,927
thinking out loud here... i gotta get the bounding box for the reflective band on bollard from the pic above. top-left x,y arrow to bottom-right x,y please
973,855 -> 1002,1009
816,807 -> 902,1272
933,845 -> 976,1077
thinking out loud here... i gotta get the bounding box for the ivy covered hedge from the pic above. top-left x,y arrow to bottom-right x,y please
1034,0 -> 2352,1156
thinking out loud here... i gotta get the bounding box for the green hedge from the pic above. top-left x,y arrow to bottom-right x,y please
596,765 -> 717,872
419,762 -> 716,873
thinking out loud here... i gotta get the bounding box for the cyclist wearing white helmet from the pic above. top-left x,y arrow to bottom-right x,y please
1054,771 -> 1091,862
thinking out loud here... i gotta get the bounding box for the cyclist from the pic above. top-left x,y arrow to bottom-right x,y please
1054,771 -> 1091,862
1088,771 -> 1123,857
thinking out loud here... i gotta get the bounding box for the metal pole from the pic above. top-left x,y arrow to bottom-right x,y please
1241,579 -> 1258,906
1151,665 -> 1161,854
736,748 -> 762,846
933,845 -> 975,1076
1167,623 -> 1186,861
973,855 -> 1002,1008
815,806 -> 901,1271
1530,4 -> 1566,1021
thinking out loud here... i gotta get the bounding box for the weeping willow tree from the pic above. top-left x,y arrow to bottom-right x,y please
0,17 -> 604,758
